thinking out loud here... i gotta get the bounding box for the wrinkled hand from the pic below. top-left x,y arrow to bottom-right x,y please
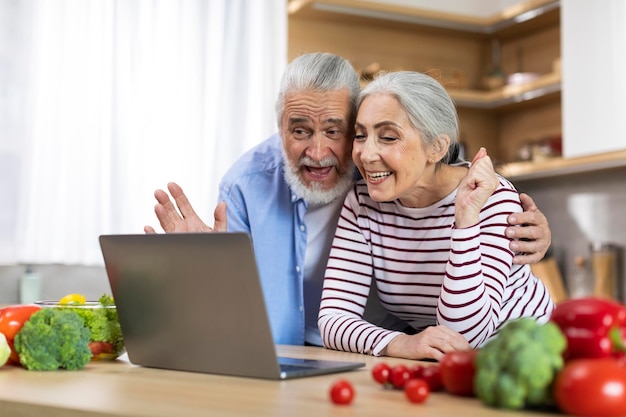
455,147 -> 499,228
385,325 -> 471,361
143,182 -> 227,234
506,193 -> 551,265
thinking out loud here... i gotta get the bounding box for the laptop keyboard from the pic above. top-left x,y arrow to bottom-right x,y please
278,357 -> 320,370
279,363 -> 316,372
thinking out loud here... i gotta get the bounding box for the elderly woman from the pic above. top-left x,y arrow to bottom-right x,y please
318,71 -> 554,361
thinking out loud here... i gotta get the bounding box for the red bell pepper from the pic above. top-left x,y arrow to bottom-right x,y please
550,297 -> 626,360
0,304 -> 42,364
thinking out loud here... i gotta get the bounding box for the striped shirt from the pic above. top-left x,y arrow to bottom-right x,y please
318,176 -> 554,356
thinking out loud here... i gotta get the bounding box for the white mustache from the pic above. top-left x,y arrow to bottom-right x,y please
298,156 -> 338,168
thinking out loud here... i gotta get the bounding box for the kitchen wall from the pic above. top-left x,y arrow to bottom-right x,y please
0,264 -> 110,305
514,167 -> 626,303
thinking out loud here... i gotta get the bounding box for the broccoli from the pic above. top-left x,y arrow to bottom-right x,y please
14,308 -> 92,371
474,317 -> 567,410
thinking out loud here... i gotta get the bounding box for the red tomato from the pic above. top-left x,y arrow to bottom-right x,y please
371,362 -> 391,385
555,358 -> 626,417
389,364 -> 411,389
404,378 -> 430,404
89,341 -> 103,357
421,364 -> 444,392
88,341 -> 116,358
0,305 -> 41,364
409,364 -> 425,379
440,350 -> 477,397
329,379 -> 355,405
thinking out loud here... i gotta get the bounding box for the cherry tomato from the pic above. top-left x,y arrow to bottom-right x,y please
409,364 -> 425,379
88,341 -> 117,358
329,379 -> 355,405
0,305 -> 41,364
389,364 -> 411,389
554,358 -> 626,417
440,350 -> 477,396
421,364 -> 444,392
404,378 -> 430,404
371,362 -> 391,385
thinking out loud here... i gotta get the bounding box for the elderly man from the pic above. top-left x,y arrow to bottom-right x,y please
145,52 -> 551,347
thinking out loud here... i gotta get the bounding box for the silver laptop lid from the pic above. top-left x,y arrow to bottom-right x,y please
100,232 -> 283,378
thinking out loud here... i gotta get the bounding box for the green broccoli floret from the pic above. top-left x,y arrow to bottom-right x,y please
474,318 -> 566,410
14,308 -> 92,371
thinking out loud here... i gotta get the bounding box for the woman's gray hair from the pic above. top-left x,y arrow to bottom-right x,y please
275,52 -> 361,127
358,71 -> 460,164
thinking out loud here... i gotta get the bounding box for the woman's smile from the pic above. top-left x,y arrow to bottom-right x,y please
366,170 -> 393,184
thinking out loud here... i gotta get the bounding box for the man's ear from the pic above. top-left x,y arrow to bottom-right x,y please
429,134 -> 451,163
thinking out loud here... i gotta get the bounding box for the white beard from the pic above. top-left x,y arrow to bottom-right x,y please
282,150 -> 355,206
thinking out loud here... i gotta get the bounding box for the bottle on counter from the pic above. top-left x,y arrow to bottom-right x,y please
591,242 -> 621,301
19,266 -> 42,304
569,256 -> 592,299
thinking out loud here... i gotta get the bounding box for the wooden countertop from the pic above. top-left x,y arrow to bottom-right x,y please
0,345 -> 561,417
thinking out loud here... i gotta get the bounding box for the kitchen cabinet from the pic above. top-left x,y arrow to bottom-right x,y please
561,0 -> 626,159
288,0 -> 625,181
504,0 -> 626,181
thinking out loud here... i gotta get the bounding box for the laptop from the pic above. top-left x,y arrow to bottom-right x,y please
98,232 -> 365,379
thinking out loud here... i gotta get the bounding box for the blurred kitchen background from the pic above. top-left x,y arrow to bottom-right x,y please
1,0 -> 625,305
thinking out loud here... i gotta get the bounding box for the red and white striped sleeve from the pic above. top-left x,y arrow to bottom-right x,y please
437,178 -> 553,347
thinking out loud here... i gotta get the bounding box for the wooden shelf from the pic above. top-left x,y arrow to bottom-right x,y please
499,149 -> 626,181
290,0 -> 561,111
288,0 -> 559,36
448,71 -> 560,109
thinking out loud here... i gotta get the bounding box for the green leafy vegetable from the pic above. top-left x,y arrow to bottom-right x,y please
69,294 -> 124,356
14,308 -> 92,371
474,318 -> 567,410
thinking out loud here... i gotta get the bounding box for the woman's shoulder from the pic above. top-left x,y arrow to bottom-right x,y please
496,173 -> 518,191
487,174 -> 523,211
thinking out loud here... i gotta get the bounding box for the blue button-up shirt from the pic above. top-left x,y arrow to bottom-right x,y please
218,133 -> 312,345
